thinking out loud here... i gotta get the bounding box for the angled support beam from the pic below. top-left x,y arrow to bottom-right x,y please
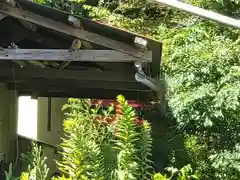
0,3 -> 152,61
0,49 -> 141,62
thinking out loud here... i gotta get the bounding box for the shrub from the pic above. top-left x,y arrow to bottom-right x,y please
55,95 -> 153,180
4,142 -> 49,180
30,0 -> 240,178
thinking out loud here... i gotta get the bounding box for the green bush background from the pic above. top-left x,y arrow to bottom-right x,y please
33,0 -> 240,179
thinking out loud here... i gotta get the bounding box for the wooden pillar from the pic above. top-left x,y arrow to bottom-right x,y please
37,97 -> 67,179
0,83 -> 18,164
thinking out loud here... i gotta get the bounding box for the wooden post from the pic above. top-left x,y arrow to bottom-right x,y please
0,84 -> 18,164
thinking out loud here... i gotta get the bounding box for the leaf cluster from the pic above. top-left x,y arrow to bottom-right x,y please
31,0 -> 240,179
55,95 -> 153,180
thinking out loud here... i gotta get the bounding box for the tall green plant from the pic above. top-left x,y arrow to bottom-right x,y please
113,95 -> 153,180
56,98 -> 105,179
153,164 -> 199,180
20,142 -> 49,180
4,142 -> 49,180
55,95 -> 153,180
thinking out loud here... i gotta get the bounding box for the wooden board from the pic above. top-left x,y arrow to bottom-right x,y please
6,79 -> 148,91
0,49 -> 141,62
14,88 -> 154,101
0,67 -> 136,82
0,3 -> 152,61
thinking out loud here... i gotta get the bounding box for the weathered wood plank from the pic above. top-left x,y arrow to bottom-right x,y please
0,3 -> 152,61
0,67 -> 136,82
0,49 -> 141,62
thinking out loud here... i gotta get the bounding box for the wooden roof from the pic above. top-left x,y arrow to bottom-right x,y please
0,0 -> 162,101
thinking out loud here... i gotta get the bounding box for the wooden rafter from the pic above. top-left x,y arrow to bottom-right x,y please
16,88 -> 153,101
6,79 -> 148,91
0,49 -> 140,62
0,67 -> 136,82
0,3 -> 152,61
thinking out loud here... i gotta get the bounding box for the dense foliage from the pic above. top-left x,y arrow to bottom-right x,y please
5,142 -> 49,180
53,96 -> 199,180
5,97 -> 198,180
33,0 -> 240,179
55,95 -> 154,180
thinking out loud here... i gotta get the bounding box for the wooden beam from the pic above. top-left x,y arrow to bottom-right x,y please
0,67 -> 136,82
0,49 -> 140,62
6,79 -> 148,91
151,42 -> 162,77
17,88 -> 154,101
0,3 -> 152,61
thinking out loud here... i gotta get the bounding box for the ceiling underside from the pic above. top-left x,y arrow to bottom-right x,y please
0,16 -> 157,101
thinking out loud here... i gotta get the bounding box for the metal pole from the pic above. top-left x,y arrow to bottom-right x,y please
150,0 -> 240,29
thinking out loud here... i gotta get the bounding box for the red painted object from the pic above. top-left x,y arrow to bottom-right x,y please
91,99 -> 146,108
92,99 -> 145,126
